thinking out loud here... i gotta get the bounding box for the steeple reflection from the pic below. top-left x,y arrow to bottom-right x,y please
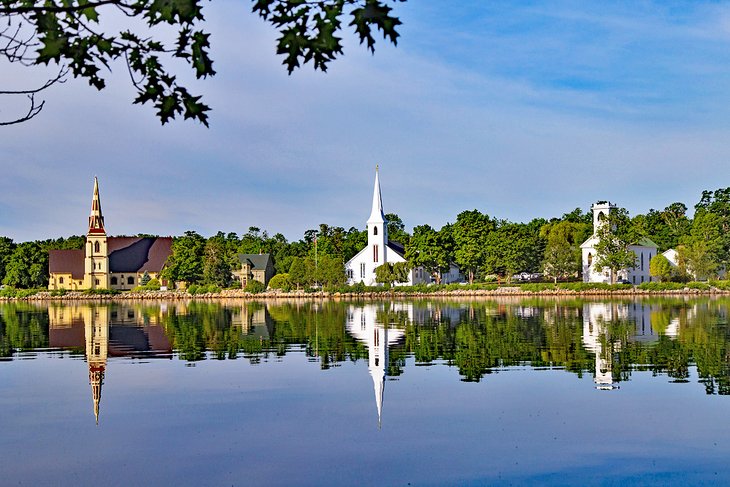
49,304 -> 172,423
345,303 -> 407,428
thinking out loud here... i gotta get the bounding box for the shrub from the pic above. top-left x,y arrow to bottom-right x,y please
710,280 -> 730,291
268,273 -> 292,291
50,288 -> 67,297
244,280 -> 266,294
188,284 -> 221,295
637,282 -> 685,291
0,287 -> 42,298
686,281 -> 711,291
520,283 -> 557,292
556,282 -> 632,292
145,278 -> 161,290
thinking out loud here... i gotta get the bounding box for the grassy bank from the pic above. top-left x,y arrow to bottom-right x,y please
3,280 -> 730,301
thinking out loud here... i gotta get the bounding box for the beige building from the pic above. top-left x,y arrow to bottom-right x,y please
233,254 -> 275,288
48,178 -> 172,291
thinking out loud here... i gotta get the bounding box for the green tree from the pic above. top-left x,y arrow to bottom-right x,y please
289,256 -> 308,290
649,254 -> 673,282
203,233 -> 233,287
405,224 -> 451,284
592,207 -> 637,284
693,189 -> 730,270
140,271 -> 151,286
385,213 -> 410,246
268,273 -> 292,291
1,0 -> 403,125
374,261 -> 410,287
483,222 -> 543,282
316,254 -> 346,287
161,230 -> 206,284
0,237 -> 16,283
541,221 -> 582,283
679,211 -> 724,280
453,210 -> 495,284
2,242 -> 48,288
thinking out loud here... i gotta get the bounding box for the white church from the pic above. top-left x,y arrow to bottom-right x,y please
345,168 -> 431,286
580,201 -> 658,284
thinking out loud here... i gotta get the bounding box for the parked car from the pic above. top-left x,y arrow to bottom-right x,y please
617,279 -> 631,285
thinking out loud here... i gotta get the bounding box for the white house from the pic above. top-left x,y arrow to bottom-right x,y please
345,168 -> 430,286
580,201 -> 658,284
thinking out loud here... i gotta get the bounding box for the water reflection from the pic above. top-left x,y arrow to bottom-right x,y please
48,305 -> 173,422
346,303 -> 407,427
2,297 -> 730,403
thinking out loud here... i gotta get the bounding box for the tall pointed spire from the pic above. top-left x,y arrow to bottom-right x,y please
88,176 -> 105,234
367,165 -> 386,224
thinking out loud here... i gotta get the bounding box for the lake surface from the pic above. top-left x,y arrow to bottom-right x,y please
2,297 -> 730,486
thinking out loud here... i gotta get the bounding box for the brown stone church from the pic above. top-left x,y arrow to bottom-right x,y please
48,178 -> 172,291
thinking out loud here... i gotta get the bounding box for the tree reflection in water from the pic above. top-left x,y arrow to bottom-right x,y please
2,297 -> 730,401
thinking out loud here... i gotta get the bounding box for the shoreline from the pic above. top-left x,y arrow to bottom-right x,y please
3,286 -> 730,302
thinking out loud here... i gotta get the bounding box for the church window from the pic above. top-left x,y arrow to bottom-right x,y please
128,276 -> 135,285
633,276 -> 636,284
373,227 -> 378,236
360,263 -> 366,279
59,277 -> 64,284
587,253 -> 593,266
111,277 -> 118,285
95,279 -> 100,285
94,241 -> 100,253
641,252 -> 644,271
373,245 -> 379,263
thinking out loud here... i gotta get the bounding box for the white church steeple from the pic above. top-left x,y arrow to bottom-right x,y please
367,166 -> 388,267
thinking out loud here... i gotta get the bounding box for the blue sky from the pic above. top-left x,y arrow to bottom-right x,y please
2,0 -> 730,241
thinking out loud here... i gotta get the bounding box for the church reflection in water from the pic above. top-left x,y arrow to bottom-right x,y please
345,303 -> 407,429
582,302 -> 679,390
48,305 -> 173,423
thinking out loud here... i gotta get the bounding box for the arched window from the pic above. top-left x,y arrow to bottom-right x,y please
587,253 -> 593,266
128,276 -> 135,285
111,277 -> 118,285
59,277 -> 64,284
373,227 -> 378,235
94,241 -> 100,253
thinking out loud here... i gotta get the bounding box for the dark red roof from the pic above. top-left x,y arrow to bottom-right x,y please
141,238 -> 173,273
108,237 -> 172,273
49,250 -> 85,279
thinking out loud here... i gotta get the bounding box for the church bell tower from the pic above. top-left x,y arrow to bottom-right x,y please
84,177 -> 109,289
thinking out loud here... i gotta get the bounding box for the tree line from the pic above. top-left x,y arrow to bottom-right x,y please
2,188 -> 730,289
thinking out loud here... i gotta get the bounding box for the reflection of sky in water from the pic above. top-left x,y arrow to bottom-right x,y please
2,353 -> 730,485
1,300 -> 730,485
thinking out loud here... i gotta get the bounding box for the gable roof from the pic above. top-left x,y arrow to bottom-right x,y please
49,250 -> 85,279
386,240 -> 405,258
238,253 -> 273,270
108,237 -> 172,273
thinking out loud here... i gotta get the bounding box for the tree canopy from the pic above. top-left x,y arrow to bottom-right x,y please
0,0 -> 404,125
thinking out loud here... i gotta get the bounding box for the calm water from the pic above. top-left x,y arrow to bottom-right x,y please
1,297 -> 730,486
